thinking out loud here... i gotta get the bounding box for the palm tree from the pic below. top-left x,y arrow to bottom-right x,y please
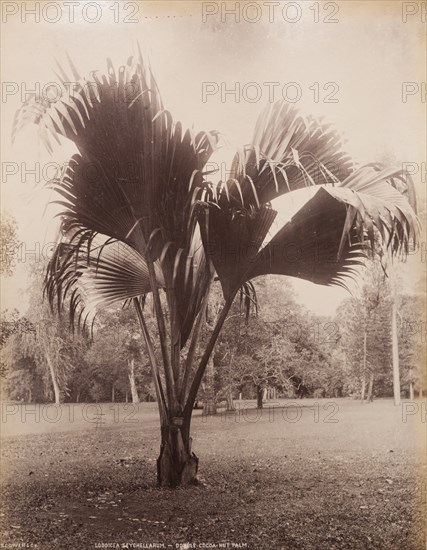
13,53 -> 418,487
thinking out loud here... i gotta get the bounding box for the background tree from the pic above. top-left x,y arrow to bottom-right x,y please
0,213 -> 20,276
1,322 -> 43,402
1,260 -> 85,404
198,282 -> 224,415
398,293 -> 426,399
213,277 -> 301,408
87,306 -> 152,403
26,262 -> 84,404
335,259 -> 397,401
0,309 -> 32,378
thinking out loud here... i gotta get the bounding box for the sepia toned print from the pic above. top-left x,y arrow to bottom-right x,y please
1,1 -> 426,549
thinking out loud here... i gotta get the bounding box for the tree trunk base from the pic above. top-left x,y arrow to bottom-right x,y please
226,404 -> 236,412
256,386 -> 263,409
157,424 -> 199,487
202,399 -> 217,416
225,388 -> 235,411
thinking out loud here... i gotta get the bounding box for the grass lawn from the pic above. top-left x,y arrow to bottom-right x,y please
0,398 -> 425,550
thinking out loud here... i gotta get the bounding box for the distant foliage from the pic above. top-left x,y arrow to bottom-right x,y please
0,213 -> 20,276
2,265 -> 422,403
1,262 -> 154,403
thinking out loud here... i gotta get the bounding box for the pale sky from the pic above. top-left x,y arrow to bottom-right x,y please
1,0 -> 426,315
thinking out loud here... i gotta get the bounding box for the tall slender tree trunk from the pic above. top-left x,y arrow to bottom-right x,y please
360,375 -> 366,402
202,295 -> 221,417
203,356 -> 217,416
46,355 -> 62,405
366,371 -> 374,402
361,328 -> 367,402
409,380 -> 414,401
391,297 -> 401,406
226,386 -> 235,411
111,383 -> 115,403
256,386 -> 263,409
128,358 -> 140,403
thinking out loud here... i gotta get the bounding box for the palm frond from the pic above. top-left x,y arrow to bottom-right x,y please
224,102 -> 354,208
199,102 -> 419,298
248,187 -> 366,289
45,233 -> 158,327
197,202 -> 277,298
14,55 -> 219,253
14,54 -> 220,343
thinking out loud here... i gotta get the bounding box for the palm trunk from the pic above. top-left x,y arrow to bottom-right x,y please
157,416 -> 198,487
134,287 -> 234,487
134,298 -> 167,426
135,298 -> 197,487
128,358 -> 140,403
